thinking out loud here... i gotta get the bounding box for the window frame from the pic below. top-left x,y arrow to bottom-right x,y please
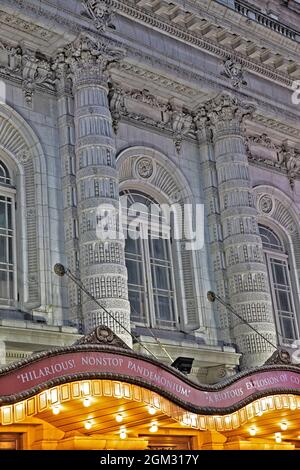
123,190 -> 179,330
259,224 -> 300,345
0,177 -> 17,306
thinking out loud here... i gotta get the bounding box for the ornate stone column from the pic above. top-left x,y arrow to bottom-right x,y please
206,93 -> 277,368
64,34 -> 131,345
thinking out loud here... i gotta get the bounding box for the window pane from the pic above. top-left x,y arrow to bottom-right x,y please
0,237 -> 6,263
277,290 -> 292,313
129,290 -> 146,323
8,271 -> 13,299
259,225 -> 283,251
125,236 -> 141,255
8,238 -> 12,264
150,238 -> 167,260
273,263 -> 286,285
0,202 -> 6,228
271,259 -> 288,286
158,296 -> 171,320
151,264 -> 170,290
0,270 -> 7,299
126,259 -> 143,285
7,202 -> 12,230
281,316 -> 296,340
154,295 -> 175,327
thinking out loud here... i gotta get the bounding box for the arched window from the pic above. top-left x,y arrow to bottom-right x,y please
121,190 -> 177,329
259,224 -> 299,344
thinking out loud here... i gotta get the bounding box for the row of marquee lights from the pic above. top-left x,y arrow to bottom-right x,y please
50,396 -> 300,442
51,398 -> 160,437
249,421 -> 300,443
2,380 -> 300,435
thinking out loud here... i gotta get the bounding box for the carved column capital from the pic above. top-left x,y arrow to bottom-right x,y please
58,33 -> 125,87
205,93 -> 255,137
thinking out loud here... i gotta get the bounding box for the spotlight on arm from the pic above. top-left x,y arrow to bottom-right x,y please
54,263 -> 66,277
171,357 -> 194,375
207,291 -> 216,302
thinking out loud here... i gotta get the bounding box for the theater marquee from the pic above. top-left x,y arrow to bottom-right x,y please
1,347 -> 300,411
0,327 -> 300,450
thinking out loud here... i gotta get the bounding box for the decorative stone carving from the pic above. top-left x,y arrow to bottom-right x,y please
17,150 -> 31,163
264,349 -> 295,366
0,42 -> 22,73
170,191 -> 182,203
107,83 -> 178,135
221,58 -> 247,88
26,208 -> 36,218
22,51 -> 54,104
74,325 -> 130,349
0,42 -> 54,105
108,82 -> 126,133
127,88 -> 168,110
247,133 -> 277,150
258,195 -> 274,215
278,142 -> 300,189
168,106 -> 193,153
193,107 -> 212,143
82,0 -> 116,31
62,33 -> 125,82
136,157 -> 154,179
206,93 -> 255,129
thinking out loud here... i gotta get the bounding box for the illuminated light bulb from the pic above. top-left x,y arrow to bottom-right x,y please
148,406 -> 156,415
52,405 -> 60,415
280,421 -> 288,431
275,432 -> 282,443
84,420 -> 92,430
150,423 -> 158,433
119,427 -> 127,439
249,427 -> 257,436
116,414 -> 123,423
83,397 -> 91,407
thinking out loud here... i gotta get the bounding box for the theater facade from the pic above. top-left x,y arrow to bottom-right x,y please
0,0 -> 300,451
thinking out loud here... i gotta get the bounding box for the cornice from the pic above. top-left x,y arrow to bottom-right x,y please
1,0 -> 298,90
112,0 -> 297,87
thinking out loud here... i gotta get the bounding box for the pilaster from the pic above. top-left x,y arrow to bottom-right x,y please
194,114 -> 232,345
54,53 -> 82,330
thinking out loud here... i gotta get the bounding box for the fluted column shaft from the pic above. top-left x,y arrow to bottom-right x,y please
67,35 -> 131,345
207,94 -> 277,368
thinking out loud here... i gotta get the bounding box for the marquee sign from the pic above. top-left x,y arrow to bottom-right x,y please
1,347 -> 300,412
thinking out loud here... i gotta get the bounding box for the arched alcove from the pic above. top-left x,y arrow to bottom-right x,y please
116,146 -> 211,333
0,104 -> 50,315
